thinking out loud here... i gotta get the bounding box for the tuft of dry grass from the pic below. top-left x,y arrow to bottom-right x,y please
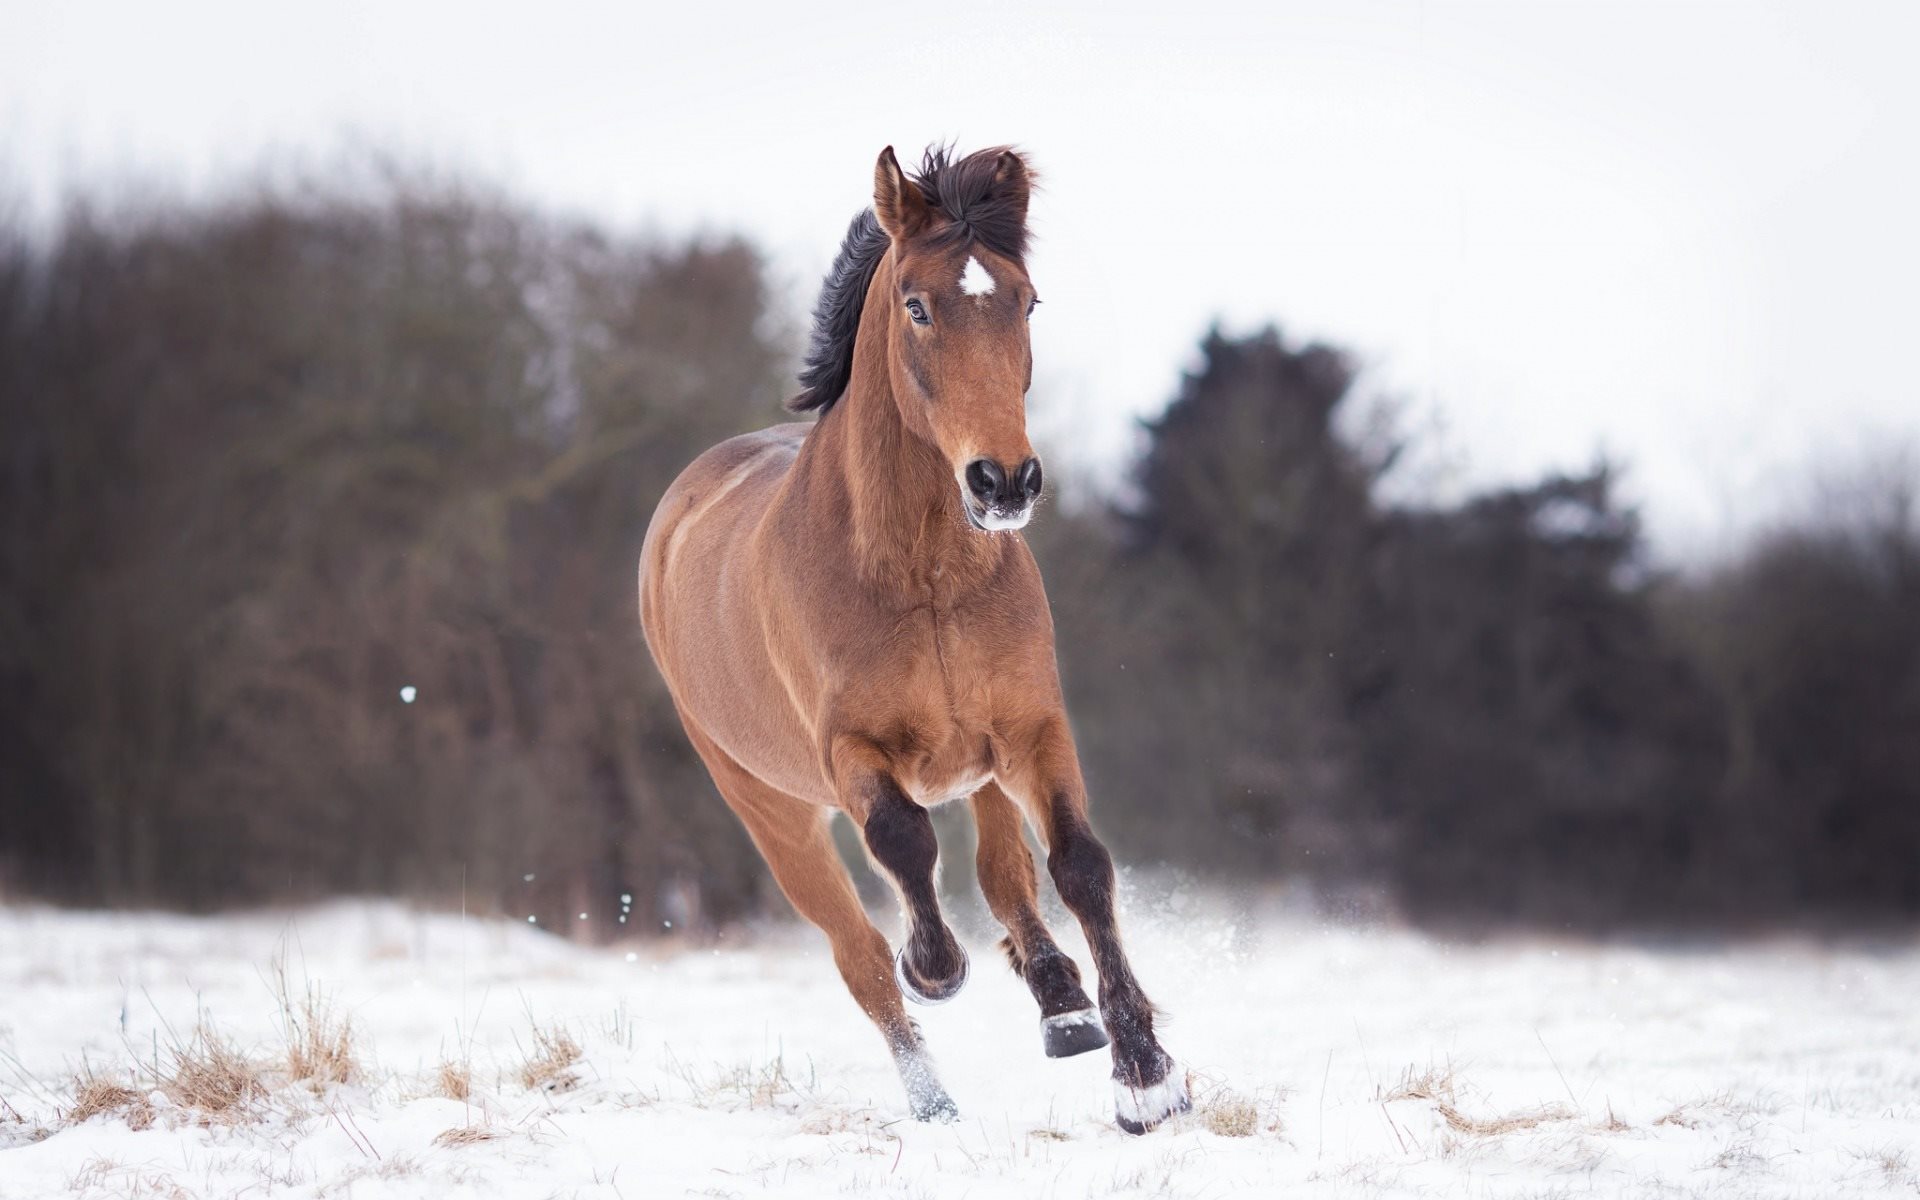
1436,1101 -> 1576,1137
1384,1062 -> 1459,1105
68,1071 -> 155,1130
1595,1103 -> 1632,1134
1199,1089 -> 1259,1137
161,1023 -> 266,1120
797,1103 -> 884,1139
1654,1104 -> 1701,1130
1383,1061 -> 1574,1138
715,1058 -> 793,1109
433,1123 -> 502,1148
436,1059 -> 472,1102
1848,1143 -> 1913,1183
284,997 -> 359,1088
1702,1136 -> 1767,1172
67,1157 -> 195,1199
668,1051 -> 804,1111
516,1023 -> 583,1093
1188,1073 -> 1285,1138
271,958 -> 360,1088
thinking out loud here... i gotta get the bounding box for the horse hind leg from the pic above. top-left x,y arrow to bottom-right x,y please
685,729 -> 958,1122
733,791 -> 958,1122
971,784 -> 1107,1058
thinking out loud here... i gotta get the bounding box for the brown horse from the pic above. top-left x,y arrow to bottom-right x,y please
638,145 -> 1189,1133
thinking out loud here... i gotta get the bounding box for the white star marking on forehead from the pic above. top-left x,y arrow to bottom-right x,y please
959,255 -> 995,298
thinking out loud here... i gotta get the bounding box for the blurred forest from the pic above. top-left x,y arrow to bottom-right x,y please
3,176 -> 1916,935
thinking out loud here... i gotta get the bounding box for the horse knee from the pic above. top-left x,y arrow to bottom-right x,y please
863,788 -> 938,883
1048,824 -> 1115,916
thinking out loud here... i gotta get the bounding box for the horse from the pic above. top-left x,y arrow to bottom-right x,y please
637,144 -> 1190,1134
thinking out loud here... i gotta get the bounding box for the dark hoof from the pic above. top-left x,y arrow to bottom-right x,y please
1041,1008 -> 1110,1058
1114,1066 -> 1191,1135
895,945 -> 969,1006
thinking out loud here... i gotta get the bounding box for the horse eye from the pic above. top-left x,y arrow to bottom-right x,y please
905,299 -> 930,325
1027,297 -> 1040,318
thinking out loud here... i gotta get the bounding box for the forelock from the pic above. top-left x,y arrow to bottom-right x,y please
909,145 -> 1032,262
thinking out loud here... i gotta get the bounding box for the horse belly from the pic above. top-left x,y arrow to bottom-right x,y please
641,430 -> 827,802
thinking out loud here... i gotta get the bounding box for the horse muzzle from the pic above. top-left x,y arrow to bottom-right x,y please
961,455 -> 1041,532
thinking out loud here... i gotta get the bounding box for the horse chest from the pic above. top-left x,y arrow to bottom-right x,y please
857,600 -> 1002,807
896,725 -> 995,807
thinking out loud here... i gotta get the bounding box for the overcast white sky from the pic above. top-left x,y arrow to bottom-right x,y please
5,0 -> 1916,555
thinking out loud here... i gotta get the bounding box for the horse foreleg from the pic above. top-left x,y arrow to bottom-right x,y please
1002,721 -> 1191,1134
834,737 -> 970,1007
971,782 -> 1107,1057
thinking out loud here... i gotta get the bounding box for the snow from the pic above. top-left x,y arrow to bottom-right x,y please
1,896 -> 1916,1198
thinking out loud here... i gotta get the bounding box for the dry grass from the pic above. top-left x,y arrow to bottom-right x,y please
1200,1090 -> 1259,1137
1702,1136 -> 1768,1171
1847,1143 -> 1914,1185
712,1058 -> 795,1109
515,1023 -> 583,1093
1437,1101 -> 1576,1137
1383,1062 -> 1574,1138
66,1157 -> 194,1199
433,1123 -> 503,1148
68,1070 -> 155,1130
284,999 -> 358,1088
436,1059 -> 472,1102
1187,1073 -> 1285,1138
1656,1090 -> 1750,1131
1383,1062 -> 1460,1104
160,1023 -> 266,1120
669,1052 -> 805,1111
1655,1104 -> 1702,1130
797,1102 -> 887,1139
271,958 -> 360,1088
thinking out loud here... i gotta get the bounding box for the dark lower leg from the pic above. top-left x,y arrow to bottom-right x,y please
862,782 -> 967,997
971,787 -> 1098,1023
1046,807 -> 1188,1129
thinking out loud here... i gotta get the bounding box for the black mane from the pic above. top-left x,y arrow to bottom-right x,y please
789,146 -> 1031,413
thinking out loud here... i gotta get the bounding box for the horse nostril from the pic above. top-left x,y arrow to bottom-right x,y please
1016,457 -> 1043,502
965,458 -> 1004,504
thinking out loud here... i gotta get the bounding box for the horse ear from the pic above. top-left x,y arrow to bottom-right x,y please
873,146 -> 932,241
990,148 -> 1033,226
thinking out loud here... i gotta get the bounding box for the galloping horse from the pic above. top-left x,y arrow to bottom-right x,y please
638,145 -> 1189,1133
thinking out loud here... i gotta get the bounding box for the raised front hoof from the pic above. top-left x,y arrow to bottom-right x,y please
1040,1008 -> 1110,1059
895,945 -> 969,1006
1114,1066 -> 1191,1135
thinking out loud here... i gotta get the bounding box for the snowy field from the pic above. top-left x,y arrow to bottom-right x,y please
2,893 -> 1916,1199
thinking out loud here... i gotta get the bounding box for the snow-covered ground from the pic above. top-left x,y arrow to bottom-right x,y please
2,892 -> 1916,1198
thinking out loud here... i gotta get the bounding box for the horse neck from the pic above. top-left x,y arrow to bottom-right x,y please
794,259 -> 1004,593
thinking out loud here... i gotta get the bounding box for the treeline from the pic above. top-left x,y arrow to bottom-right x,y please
2,178 -> 1915,933
1042,331 -> 1920,932
0,177 -> 781,931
